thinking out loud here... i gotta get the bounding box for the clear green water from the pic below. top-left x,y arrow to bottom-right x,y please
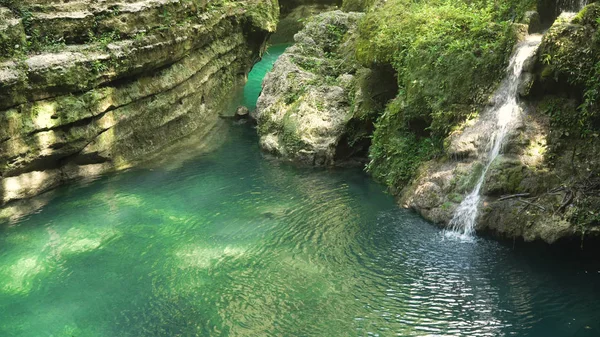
242,44 -> 289,110
1,46 -> 600,337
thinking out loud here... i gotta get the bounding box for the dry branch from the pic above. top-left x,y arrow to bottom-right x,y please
498,193 -> 530,201
518,199 -> 546,211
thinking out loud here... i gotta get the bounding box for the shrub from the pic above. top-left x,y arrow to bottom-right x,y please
537,3 -> 600,139
353,0 -> 535,189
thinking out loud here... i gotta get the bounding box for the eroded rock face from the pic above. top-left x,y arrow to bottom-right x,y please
0,0 -> 279,204
401,6 -> 600,245
256,10 -> 367,165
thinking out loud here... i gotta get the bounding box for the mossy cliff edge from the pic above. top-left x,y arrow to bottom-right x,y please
258,0 -> 600,246
0,0 -> 279,204
403,4 -> 600,245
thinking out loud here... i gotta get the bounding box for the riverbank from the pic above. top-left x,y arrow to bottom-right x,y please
0,0 -> 279,205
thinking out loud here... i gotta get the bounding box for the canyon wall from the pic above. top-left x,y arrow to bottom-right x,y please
0,0 -> 279,204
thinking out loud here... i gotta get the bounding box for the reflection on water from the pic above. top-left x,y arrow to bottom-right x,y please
0,124 -> 598,337
0,45 -> 599,337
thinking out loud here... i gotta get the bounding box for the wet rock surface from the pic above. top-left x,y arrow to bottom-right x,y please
402,6 -> 600,244
235,106 -> 250,119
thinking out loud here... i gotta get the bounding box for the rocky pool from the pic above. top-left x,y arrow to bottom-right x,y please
0,45 -> 599,337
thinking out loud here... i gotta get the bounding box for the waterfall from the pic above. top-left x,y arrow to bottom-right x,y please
558,0 -> 588,13
446,35 -> 543,238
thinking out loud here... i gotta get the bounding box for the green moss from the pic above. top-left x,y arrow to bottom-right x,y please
343,67 -> 396,151
358,0 -> 535,191
0,0 -> 261,59
341,0 -> 376,12
448,192 -> 463,203
281,103 -> 304,152
572,2 -> 600,27
441,202 -> 455,211
536,4 -> 600,142
566,196 -> 600,231
484,158 -> 525,196
0,5 -> 26,60
539,21 -> 597,88
367,102 -> 440,188
540,64 -> 554,78
450,162 -> 484,194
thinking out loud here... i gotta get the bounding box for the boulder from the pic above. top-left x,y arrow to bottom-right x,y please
256,10 -> 365,166
523,11 -> 542,34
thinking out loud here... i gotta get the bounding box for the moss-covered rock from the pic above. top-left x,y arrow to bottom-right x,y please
483,156 -> 527,196
523,11 -> 543,33
0,0 -> 279,204
0,6 -> 26,60
256,10 -> 369,165
270,4 -> 337,44
359,0 -> 536,190
401,3 -> 600,246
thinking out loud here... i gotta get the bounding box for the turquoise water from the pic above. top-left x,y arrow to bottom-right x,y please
242,44 -> 289,110
1,46 -> 600,337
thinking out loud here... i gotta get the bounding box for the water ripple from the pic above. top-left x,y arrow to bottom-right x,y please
0,50 -> 599,337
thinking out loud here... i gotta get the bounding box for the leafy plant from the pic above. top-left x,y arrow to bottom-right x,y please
355,0 -> 535,189
538,4 -> 600,144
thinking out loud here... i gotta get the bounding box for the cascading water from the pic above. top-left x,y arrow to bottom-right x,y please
446,34 -> 543,238
557,0 -> 588,13
446,0 -> 590,239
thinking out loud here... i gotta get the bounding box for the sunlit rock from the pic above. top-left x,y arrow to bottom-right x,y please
0,0 -> 280,204
256,11 -> 366,166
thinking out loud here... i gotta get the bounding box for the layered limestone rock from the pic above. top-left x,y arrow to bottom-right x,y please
256,10 -> 395,165
0,0 -> 279,204
256,11 -> 361,165
402,4 -> 600,245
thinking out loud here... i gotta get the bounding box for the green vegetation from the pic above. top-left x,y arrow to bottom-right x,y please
566,197 -> 600,232
0,0 -> 277,62
366,98 -> 439,187
352,0 -> 535,189
0,1 -> 32,58
538,3 -> 600,140
533,3 -> 600,186
341,0 -> 376,12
